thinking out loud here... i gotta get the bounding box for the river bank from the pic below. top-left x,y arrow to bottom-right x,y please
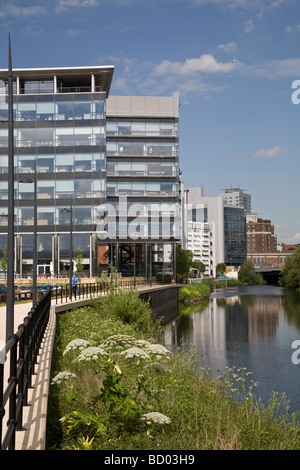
46,288 -> 300,450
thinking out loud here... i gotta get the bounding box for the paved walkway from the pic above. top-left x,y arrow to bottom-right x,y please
0,284 -> 172,450
0,293 -> 108,450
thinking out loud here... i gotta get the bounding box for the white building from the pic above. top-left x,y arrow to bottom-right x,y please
183,186 -> 246,275
220,187 -> 251,213
186,220 -> 213,276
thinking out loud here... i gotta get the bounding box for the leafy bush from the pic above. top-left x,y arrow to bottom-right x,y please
96,289 -> 162,337
178,282 -> 211,302
279,247 -> 300,291
238,261 -> 266,285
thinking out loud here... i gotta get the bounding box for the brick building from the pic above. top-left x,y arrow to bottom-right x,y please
246,213 -> 277,255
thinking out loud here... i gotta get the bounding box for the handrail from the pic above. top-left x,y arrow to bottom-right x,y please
0,290 -> 51,450
52,279 -> 146,304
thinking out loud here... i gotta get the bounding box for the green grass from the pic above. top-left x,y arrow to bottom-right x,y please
46,289 -> 300,450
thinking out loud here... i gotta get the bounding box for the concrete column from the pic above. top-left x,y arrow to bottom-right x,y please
54,76 -> 57,94
91,74 -> 95,92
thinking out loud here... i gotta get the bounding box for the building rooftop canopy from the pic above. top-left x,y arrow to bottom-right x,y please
0,65 -> 115,96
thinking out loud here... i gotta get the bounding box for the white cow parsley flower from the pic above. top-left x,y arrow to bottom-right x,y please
51,371 -> 76,385
63,339 -> 90,356
120,347 -> 150,360
141,412 -> 171,425
145,344 -> 171,357
75,346 -> 108,362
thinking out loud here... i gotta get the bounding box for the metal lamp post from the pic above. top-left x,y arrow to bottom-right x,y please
60,206 -> 73,299
18,162 -> 37,305
0,35 -> 15,342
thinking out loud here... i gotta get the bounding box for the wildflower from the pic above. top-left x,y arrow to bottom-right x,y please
75,346 -> 108,362
120,347 -> 150,360
135,339 -> 151,347
141,412 -> 171,425
51,371 -> 76,385
145,344 -> 171,358
99,334 -> 138,351
63,339 -> 90,356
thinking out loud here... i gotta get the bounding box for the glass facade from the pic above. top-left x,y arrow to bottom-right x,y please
0,67 -> 180,278
0,69 -> 108,277
106,116 -> 180,244
224,206 -> 246,266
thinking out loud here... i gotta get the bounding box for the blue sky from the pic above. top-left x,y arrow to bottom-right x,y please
0,0 -> 300,244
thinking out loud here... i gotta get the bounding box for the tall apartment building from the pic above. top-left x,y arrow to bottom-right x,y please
246,213 -> 277,265
220,187 -> 251,213
186,220 -> 213,276
0,66 -> 180,278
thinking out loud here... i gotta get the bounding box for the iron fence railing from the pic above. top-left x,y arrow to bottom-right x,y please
0,290 -> 51,450
52,279 -> 146,304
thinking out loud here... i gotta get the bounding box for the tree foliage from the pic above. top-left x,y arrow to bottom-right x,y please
176,246 -> 193,279
191,261 -> 206,275
74,248 -> 84,274
279,247 -> 300,291
216,263 -> 226,275
238,261 -> 266,285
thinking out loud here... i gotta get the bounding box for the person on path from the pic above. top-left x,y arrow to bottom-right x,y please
72,273 -> 78,296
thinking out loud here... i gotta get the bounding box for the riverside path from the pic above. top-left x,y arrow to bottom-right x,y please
0,283 -> 178,450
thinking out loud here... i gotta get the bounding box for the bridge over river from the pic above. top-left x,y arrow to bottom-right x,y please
254,266 -> 282,285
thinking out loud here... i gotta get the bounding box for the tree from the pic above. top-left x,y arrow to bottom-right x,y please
238,261 -> 266,285
216,263 -> 226,276
0,245 -> 8,279
279,247 -> 300,291
191,261 -> 206,277
176,246 -> 193,281
74,248 -> 84,275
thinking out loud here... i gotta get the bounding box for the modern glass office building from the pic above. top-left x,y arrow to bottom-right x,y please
224,206 -> 246,266
0,66 -> 180,278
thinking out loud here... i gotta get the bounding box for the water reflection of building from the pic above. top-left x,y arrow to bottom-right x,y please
166,294 -> 280,363
246,297 -> 280,341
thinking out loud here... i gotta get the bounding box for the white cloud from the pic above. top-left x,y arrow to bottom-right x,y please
252,145 -> 290,158
217,41 -> 238,53
286,24 -> 300,33
154,54 -> 240,76
0,3 -> 47,19
243,58 -> 300,80
56,0 -> 98,13
284,233 -> 300,243
245,19 -> 254,33
184,0 -> 288,9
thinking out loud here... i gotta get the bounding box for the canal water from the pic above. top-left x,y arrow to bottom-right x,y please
164,285 -> 300,414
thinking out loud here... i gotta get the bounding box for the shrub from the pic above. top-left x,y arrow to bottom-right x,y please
178,282 -> 211,302
94,289 -> 162,338
238,261 -> 266,285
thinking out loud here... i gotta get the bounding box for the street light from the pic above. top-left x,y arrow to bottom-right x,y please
0,35 -> 15,342
4,34 -> 14,343
60,206 -> 73,299
18,162 -> 37,305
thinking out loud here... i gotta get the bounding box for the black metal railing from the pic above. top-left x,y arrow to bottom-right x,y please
0,289 -> 51,450
52,279 -> 145,304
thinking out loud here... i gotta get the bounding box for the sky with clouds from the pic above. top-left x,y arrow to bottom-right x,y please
0,0 -> 299,243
